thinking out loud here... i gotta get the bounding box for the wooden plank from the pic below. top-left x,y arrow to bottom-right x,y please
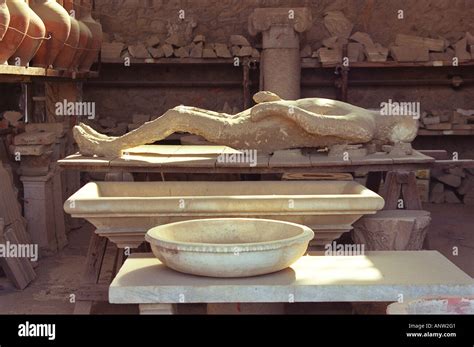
52,169 -> 68,250
401,171 -> 423,210
76,284 -> 109,302
417,150 -> 448,160
282,172 -> 353,181
309,153 -> 352,167
0,220 -> 36,290
81,233 -> 108,284
433,159 -> 474,169
0,162 -> 31,244
392,150 -> 435,164
268,150 -> 312,168
380,171 -> 402,210
58,153 -> 113,167
350,153 -> 394,166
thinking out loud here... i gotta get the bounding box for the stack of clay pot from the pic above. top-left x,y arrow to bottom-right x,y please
9,0 -> 46,66
0,0 -> 30,64
0,0 -> 11,41
68,0 -> 91,70
30,0 -> 71,67
0,0 -> 101,70
77,0 -> 101,71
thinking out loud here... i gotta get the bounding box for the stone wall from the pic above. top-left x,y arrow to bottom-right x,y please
95,0 -> 474,47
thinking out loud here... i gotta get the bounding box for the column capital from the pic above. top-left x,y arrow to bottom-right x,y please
248,7 -> 312,36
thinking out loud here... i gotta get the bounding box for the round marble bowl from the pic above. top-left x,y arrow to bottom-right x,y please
145,218 -> 314,278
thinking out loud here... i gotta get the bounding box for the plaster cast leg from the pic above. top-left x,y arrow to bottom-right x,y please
74,106 -> 231,157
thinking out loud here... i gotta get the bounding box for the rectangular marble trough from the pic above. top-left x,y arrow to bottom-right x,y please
64,181 -> 384,248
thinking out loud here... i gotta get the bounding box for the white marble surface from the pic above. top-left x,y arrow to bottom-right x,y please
109,251 -> 474,304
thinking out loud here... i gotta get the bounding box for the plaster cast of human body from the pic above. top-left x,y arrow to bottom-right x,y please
73,91 -> 418,157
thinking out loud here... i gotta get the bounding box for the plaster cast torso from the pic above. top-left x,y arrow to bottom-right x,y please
73,91 -> 418,157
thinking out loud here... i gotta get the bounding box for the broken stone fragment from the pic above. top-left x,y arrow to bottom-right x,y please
148,46 -> 164,58
395,34 -> 445,52
146,35 -> 161,48
190,42 -> 203,58
214,43 -> 232,58
365,43 -> 388,62
2,111 -> 23,127
230,46 -> 240,56
230,34 -> 250,46
347,42 -> 364,62
390,45 -> 429,62
193,34 -> 205,43
322,36 -> 338,49
323,11 -> 353,39
162,43 -> 174,57
202,48 -> 217,58
165,33 -> 187,47
421,116 -> 440,125
174,46 -> 190,58
237,46 -> 252,57
128,44 -> 150,59
14,131 -> 56,145
350,32 -> 374,48
318,48 -> 342,64
10,144 -> 49,156
454,37 -> 471,61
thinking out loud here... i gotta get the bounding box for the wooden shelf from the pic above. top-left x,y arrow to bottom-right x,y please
0,64 -> 99,81
100,57 -> 256,65
418,129 -> 474,136
301,58 -> 474,69
100,56 -> 474,69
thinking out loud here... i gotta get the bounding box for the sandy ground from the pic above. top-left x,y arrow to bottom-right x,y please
0,203 -> 472,314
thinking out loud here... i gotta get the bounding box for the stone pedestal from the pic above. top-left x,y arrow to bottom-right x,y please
21,169 -> 67,256
352,210 -> 431,250
249,8 -> 312,99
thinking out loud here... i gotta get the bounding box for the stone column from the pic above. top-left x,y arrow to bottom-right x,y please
249,8 -> 312,100
352,210 -> 431,250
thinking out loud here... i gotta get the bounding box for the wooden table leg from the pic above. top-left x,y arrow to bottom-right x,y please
139,304 -> 177,315
366,171 -> 382,193
380,171 -> 422,210
74,232 -> 108,314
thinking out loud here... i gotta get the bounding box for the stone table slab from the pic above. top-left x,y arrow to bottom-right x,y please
109,251 -> 474,304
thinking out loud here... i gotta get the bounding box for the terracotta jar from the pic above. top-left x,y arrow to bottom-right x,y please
70,0 -> 91,69
53,0 -> 78,69
0,0 -> 10,41
30,0 -> 71,67
78,0 -> 101,71
0,0 -> 30,64
10,1 -> 46,66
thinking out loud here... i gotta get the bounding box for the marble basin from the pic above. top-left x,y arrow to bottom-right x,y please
64,180 -> 384,248
145,218 -> 314,277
